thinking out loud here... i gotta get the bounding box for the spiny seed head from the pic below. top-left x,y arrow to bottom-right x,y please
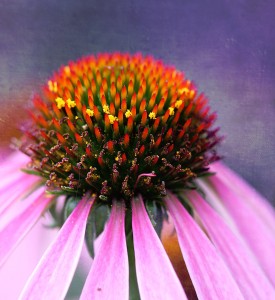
20,53 -> 221,204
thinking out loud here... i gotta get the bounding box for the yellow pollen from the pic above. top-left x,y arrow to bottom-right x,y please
66,98 -> 76,108
175,100 -> 183,108
86,109 -> 94,117
103,105 -> 110,114
55,97 -> 66,109
49,81 -> 58,92
53,82 -> 58,93
168,107 -> 174,116
115,156 -> 119,161
125,110 -> 132,118
75,116 -> 79,120
189,90 -> 195,98
179,87 -> 189,95
64,66 -> 71,75
149,112 -> 156,119
108,115 -> 118,124
48,80 -> 52,89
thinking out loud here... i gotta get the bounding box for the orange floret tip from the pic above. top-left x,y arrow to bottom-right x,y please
110,83 -> 116,98
121,86 -> 127,100
126,116 -> 133,134
94,127 -> 102,143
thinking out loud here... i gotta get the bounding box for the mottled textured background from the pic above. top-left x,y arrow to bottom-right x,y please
2,0 -> 274,203
0,0 -> 274,298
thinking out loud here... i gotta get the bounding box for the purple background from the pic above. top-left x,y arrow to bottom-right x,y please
0,0 -> 274,205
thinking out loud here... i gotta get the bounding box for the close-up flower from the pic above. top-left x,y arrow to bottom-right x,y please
0,52 -> 275,299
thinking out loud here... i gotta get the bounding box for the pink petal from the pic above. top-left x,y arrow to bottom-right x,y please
207,173 -> 275,286
165,191 -> 244,300
0,153 -> 33,196
189,190 -> 275,299
211,162 -> 275,232
196,179 -> 239,233
0,174 -> 39,216
132,195 -> 187,300
1,151 -> 29,165
0,152 -> 29,175
20,195 -> 94,300
0,221 -> 58,300
0,187 -> 51,267
80,202 -> 128,300
0,172 -> 25,194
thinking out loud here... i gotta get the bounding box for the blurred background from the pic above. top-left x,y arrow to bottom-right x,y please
0,0 -> 274,298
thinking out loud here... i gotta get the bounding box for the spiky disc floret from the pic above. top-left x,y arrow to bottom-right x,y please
20,53 -> 220,204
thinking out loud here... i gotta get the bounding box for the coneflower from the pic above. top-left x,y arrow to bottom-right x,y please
0,53 -> 274,299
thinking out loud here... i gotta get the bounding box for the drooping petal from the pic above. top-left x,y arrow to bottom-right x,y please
0,152 -> 30,179
0,151 -> 29,170
206,173 -> 275,286
80,201 -> 128,300
188,190 -> 275,299
132,195 -> 187,300
196,179 -> 239,233
0,187 -> 50,267
0,153 -> 34,196
0,220 -> 58,300
20,195 -> 94,300
0,172 -> 25,194
0,174 -> 39,216
212,162 -> 275,231
165,191 -> 244,300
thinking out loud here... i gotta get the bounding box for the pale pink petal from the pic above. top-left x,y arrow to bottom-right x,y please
211,162 -> 275,232
80,202 -> 128,300
196,178 -> 239,233
0,172 -> 25,194
207,173 -> 275,285
20,195 -> 94,300
0,150 -> 29,164
0,220 -> 58,300
165,191 -> 244,300
132,195 -> 187,300
0,152 -> 29,174
189,190 -> 275,299
0,174 -> 39,215
0,187 -> 51,267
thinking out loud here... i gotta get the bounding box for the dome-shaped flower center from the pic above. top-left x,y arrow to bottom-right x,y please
20,53 -> 220,204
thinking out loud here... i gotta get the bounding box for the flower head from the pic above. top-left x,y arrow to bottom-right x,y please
1,53 -> 275,299
21,53 -> 219,202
